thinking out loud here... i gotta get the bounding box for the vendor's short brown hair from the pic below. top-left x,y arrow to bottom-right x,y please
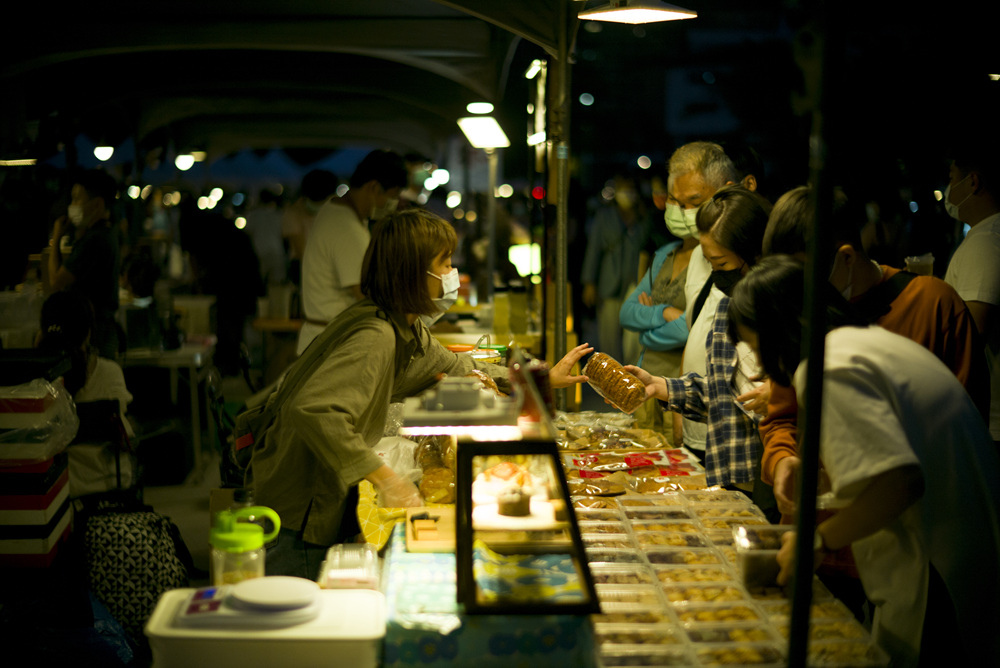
362,208 -> 458,315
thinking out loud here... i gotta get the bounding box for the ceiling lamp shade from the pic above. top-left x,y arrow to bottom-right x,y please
457,116 -> 510,149
579,0 -> 697,25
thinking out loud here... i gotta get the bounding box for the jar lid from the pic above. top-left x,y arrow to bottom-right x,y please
446,344 -> 475,353
210,520 -> 265,552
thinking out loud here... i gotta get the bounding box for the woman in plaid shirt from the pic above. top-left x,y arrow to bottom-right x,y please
627,185 -> 775,515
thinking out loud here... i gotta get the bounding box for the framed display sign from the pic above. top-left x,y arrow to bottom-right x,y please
455,439 -> 600,615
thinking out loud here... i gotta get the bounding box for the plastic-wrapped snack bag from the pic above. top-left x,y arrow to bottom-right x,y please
582,352 -> 646,414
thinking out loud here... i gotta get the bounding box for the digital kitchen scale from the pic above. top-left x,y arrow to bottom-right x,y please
175,576 -> 322,629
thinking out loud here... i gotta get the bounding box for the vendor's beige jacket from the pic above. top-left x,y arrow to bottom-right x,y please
250,300 -> 508,545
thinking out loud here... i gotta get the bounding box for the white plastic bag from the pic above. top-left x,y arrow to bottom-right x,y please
0,379 -> 79,462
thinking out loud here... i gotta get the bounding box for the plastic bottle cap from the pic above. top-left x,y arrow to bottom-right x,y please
210,506 -> 281,551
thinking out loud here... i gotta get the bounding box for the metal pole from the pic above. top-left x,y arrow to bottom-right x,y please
553,0 -> 572,411
486,147 -> 498,305
788,3 -> 837,665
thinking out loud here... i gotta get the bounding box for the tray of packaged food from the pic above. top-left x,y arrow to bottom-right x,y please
586,547 -> 646,566
590,564 -> 659,586
804,641 -> 890,666
564,450 -> 684,473
699,516 -> 771,531
598,645 -> 695,667
590,602 -> 675,626
574,507 -> 622,522
684,624 -> 779,644
731,524 -> 795,589
593,623 -> 688,647
746,577 -> 833,602
681,489 -> 749,505
662,583 -> 750,605
596,584 -> 667,608
644,547 -> 725,566
691,642 -> 785,666
571,495 -> 620,511
616,493 -> 687,508
621,506 -> 694,521
635,530 -> 710,549
630,519 -> 702,533
756,598 -> 854,621
567,477 -> 628,497
690,503 -> 767,520
653,565 -> 736,585
673,602 -> 765,625
579,520 -> 629,535
771,617 -> 869,641
631,475 -> 709,493
583,533 -> 637,550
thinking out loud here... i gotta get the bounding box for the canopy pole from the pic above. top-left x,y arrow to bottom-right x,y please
788,2 -> 840,665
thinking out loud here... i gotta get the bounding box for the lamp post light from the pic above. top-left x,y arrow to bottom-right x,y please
457,115 -> 510,320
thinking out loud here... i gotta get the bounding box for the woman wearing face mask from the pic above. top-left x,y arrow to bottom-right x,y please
47,169 -> 121,359
252,208 -> 593,579
624,185 -> 776,512
618,176 -> 699,437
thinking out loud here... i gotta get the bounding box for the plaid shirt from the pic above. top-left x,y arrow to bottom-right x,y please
662,297 -> 763,487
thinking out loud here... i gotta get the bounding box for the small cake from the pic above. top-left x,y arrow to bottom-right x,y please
496,485 -> 531,517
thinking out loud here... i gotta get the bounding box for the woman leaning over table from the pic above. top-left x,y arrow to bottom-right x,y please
729,254 -> 1000,668
250,207 -> 592,579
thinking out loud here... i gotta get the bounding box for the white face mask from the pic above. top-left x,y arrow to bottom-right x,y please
420,268 -> 460,327
67,204 -> 85,226
944,174 -> 972,222
664,203 -> 699,239
370,197 -> 398,221
829,253 -> 854,301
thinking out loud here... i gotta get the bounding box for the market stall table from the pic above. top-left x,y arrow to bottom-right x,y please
120,338 -> 216,480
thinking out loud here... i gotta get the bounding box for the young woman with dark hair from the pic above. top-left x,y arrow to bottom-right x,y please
729,254 -> 1000,668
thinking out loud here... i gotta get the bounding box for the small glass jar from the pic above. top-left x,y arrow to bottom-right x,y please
209,506 -> 281,586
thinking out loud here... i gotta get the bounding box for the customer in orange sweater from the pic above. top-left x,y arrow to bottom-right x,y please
760,186 -> 988,514
757,186 -> 989,618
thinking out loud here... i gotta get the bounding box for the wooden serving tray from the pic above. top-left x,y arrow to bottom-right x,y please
405,507 -> 456,552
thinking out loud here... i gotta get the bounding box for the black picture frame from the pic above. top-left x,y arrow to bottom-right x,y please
455,439 -> 600,615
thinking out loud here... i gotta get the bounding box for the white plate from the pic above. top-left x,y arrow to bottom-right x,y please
230,576 -> 319,610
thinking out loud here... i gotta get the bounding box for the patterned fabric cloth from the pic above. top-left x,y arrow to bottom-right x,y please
660,297 -> 763,487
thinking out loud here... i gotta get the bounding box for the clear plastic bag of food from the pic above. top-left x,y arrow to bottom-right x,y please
583,352 -> 647,414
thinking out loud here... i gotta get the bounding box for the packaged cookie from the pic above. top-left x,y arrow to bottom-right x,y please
599,646 -> 694,666
596,585 -> 665,607
583,533 -> 636,550
617,494 -> 686,507
685,625 -> 778,644
586,547 -> 645,565
594,623 -> 686,646
590,565 -> 658,586
579,521 -> 629,535
692,642 -> 784,666
806,641 -> 890,666
674,603 -> 763,625
645,548 -> 723,566
682,489 -> 749,505
583,352 -> 647,413
662,583 -> 748,604
654,565 -> 735,585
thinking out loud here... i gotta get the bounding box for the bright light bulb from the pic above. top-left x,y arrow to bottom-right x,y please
446,191 -> 462,208
127,185 -> 141,199
209,187 -> 223,202
175,154 -> 195,171
94,146 -> 114,161
433,168 -> 450,185
235,217 -> 247,229
466,102 -> 494,114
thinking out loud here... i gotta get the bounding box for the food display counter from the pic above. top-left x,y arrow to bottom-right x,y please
376,409 -> 889,667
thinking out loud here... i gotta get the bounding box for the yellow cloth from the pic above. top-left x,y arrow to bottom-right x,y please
357,480 -> 453,551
